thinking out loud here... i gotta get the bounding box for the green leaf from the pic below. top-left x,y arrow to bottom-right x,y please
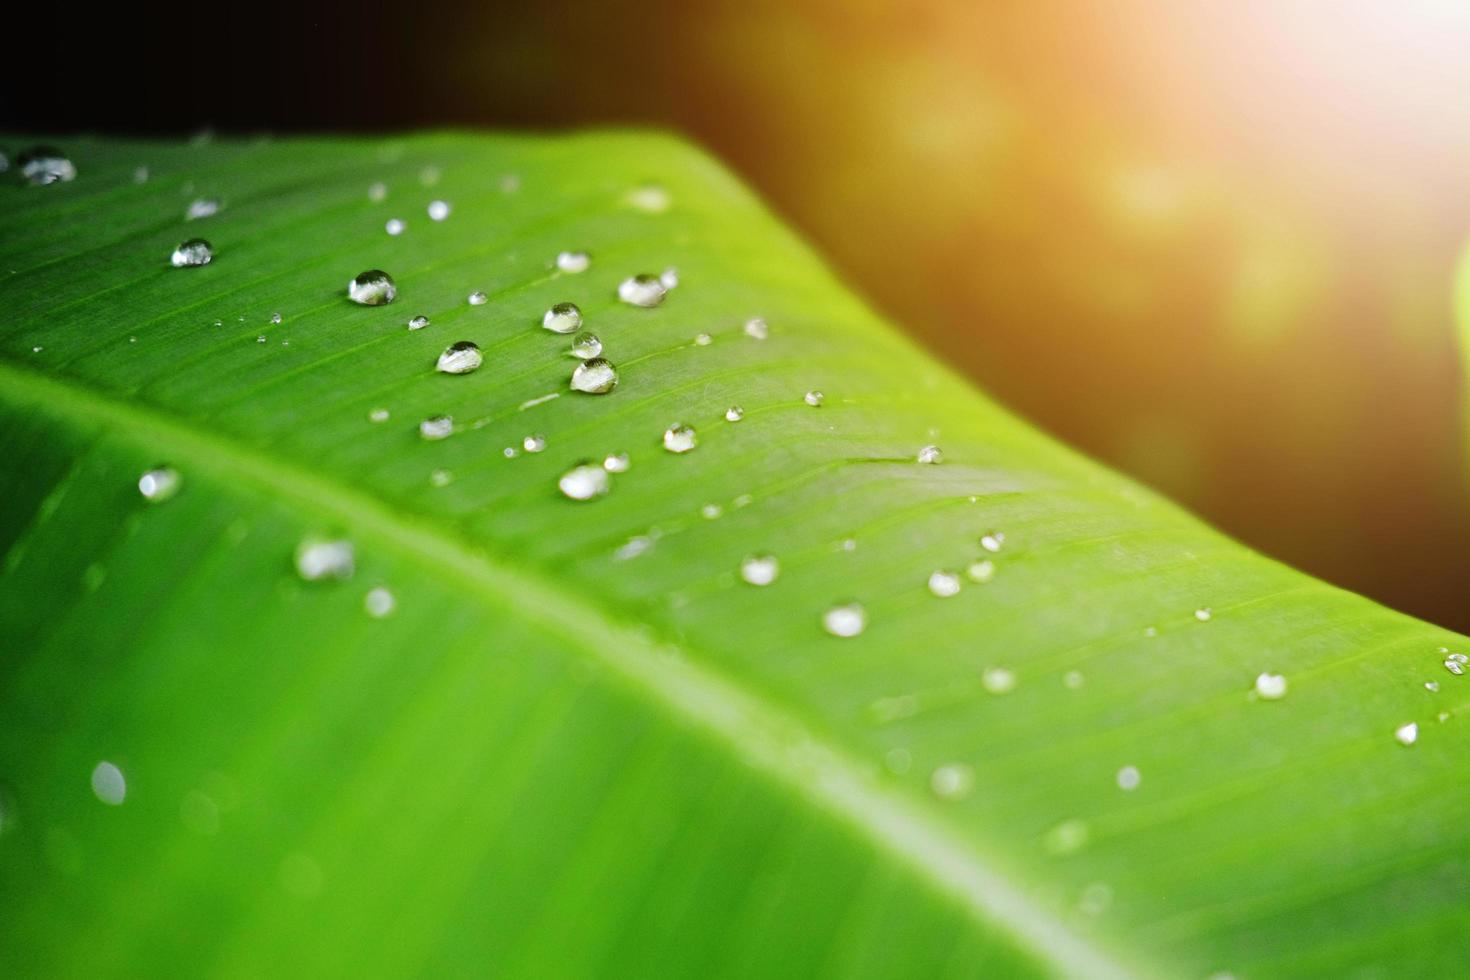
1,133 -> 1465,979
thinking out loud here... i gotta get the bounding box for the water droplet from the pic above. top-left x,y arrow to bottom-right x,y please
803,389 -> 828,408
408,315 -> 429,331
660,267 -> 680,290
966,559 -> 995,583
419,415 -> 454,440
91,762 -> 126,806
1195,607 -> 1213,622
570,357 -> 618,394
570,331 -> 602,358
917,445 -> 943,464
1254,672 -> 1288,700
294,537 -> 355,581
364,587 -> 396,618
662,423 -> 698,453
740,554 -> 780,586
602,452 -> 630,473
627,184 -> 671,212
1044,818 -> 1090,856
982,666 -> 1016,695
419,165 -> 441,186
725,405 -> 745,422
614,535 -> 652,560
136,465 -> 182,504
348,270 -> 396,305
617,274 -> 667,308
542,302 -> 583,334
186,198 -> 220,220
429,469 -> 453,487
503,446 -> 519,458
980,532 -> 1005,553
1444,652 -> 1467,675
1425,680 -> 1440,693
368,407 -> 390,423
930,763 -> 975,801
822,602 -> 867,638
1116,765 -> 1141,791
19,147 -> 76,185
427,200 -> 450,221
467,291 -> 488,306
701,503 -> 723,520
694,332 -> 712,346
368,181 -> 388,202
522,433 -> 546,453
133,165 -> 149,184
744,317 -> 769,340
1063,670 -> 1085,689
436,341 -> 483,375
559,462 -> 610,501
170,238 -> 214,268
386,218 -> 405,236
1394,722 -> 1418,746
267,312 -> 282,325
927,570 -> 962,598
556,250 -> 591,273
256,335 -> 267,344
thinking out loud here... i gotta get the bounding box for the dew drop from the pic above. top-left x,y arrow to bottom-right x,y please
627,185 -> 671,212
615,535 -> 653,560
744,317 -> 769,340
368,181 -> 388,202
1444,652 -> 1467,676
701,503 -> 723,520
930,763 -> 975,801
364,587 -> 396,618
348,270 -> 396,305
467,291 -> 488,306
570,331 -> 602,358
427,200 -> 450,221
170,239 -> 214,268
186,198 -> 220,220
602,452 -> 631,473
725,405 -> 745,422
90,762 -> 126,806
662,423 -> 698,453
982,666 -> 1016,695
419,415 -> 454,441
617,274 -> 667,308
385,218 -> 405,236
256,335 -> 267,344
137,465 -> 181,503
1254,672 -> 1288,700
822,602 -> 867,638
368,407 -> 390,423
436,341 -> 483,375
19,147 -> 76,185
295,537 -> 355,581
980,532 -> 1005,553
660,267 -> 680,290
1394,722 -> 1419,746
1425,680 -> 1440,693
542,302 -> 583,334
1063,670 -> 1085,690
559,462 -> 610,501
570,357 -> 618,394
966,559 -> 995,583
419,165 -> 441,186
408,315 -> 429,331
1194,607 -> 1214,622
133,165 -> 149,184
740,554 -> 780,587
429,469 -> 453,488
803,390 -> 825,408
270,312 -> 283,325
522,433 -> 546,453
927,570 -> 962,598
556,250 -> 591,273
694,332 -> 712,346
1116,765 -> 1141,791
1044,818 -> 1090,856
917,444 -> 943,464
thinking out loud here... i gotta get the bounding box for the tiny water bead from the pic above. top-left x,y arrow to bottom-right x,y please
137,466 -> 181,503
662,423 -> 698,454
930,763 -> 975,801
270,312 -> 283,325
542,302 -> 583,334
348,270 -> 396,305
1063,670 -> 1085,690
467,291 -> 488,306
294,537 -> 355,581
570,331 -> 602,358
927,570 -> 962,598
618,274 -> 667,308
740,554 -> 780,587
522,434 -> 546,453
822,603 -> 867,638
804,390 -> 825,407
368,181 -> 388,202
1426,681 -> 1441,693
559,462 -> 611,501
701,503 -> 724,520
1044,818 -> 1091,856
556,250 -> 591,273
570,358 -> 618,394
134,165 -> 149,184
1444,652 -> 1468,676
1395,722 -> 1419,747
982,666 -> 1017,695
744,317 -> 769,340
430,469 -> 453,488
428,200 -> 450,221
725,405 -> 745,422
436,341 -> 483,375
627,184 -> 672,212
170,239 -> 214,268
364,587 -> 396,618
186,198 -> 221,220
980,532 -> 1005,553
368,408 -> 390,423
966,559 -> 995,583
694,332 -> 712,346
19,147 -> 76,185
91,762 -> 127,806
386,218 -> 405,236
419,415 -> 454,440
1254,672 -> 1288,700
917,445 -> 943,464
408,315 -> 430,331
1116,766 -> 1141,791
660,268 -> 680,291
602,452 -> 630,473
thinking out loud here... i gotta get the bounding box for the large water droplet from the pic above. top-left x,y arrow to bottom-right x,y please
348,270 -> 396,305
744,317 -> 769,340
662,423 -> 698,453
294,537 -> 355,581
542,302 -> 582,334
804,390 -> 825,407
186,198 -> 220,220
556,250 -> 591,273
137,465 -> 181,503
408,315 -> 429,331
419,415 -> 454,440
559,462 -> 610,501
617,274 -> 667,308
982,666 -> 1016,694
364,587 -> 396,618
427,200 -> 450,221
570,331 -> 602,358
917,445 -> 943,464
927,570 -> 962,598
91,762 -> 126,806
1394,722 -> 1419,746
602,452 -> 630,473
467,291 -> 488,306
823,602 -> 867,638
930,763 -> 975,801
740,554 -> 780,586
570,358 -> 618,394
170,239 -> 214,268
1254,672 -> 1287,700
19,147 -> 76,185
436,341 -> 483,375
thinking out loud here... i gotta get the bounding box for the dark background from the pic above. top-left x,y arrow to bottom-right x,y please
11,0 -> 1470,631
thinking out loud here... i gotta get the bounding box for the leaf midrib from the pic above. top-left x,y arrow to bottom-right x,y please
0,354 -> 1142,980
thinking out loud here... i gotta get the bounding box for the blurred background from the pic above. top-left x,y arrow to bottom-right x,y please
11,0 -> 1470,630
